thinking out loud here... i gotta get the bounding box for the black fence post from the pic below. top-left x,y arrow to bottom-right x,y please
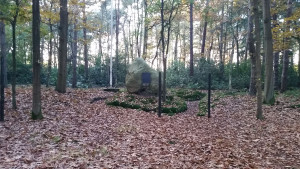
208,73 -> 211,118
158,72 -> 162,117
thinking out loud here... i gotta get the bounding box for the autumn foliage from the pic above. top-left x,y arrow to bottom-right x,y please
0,87 -> 299,168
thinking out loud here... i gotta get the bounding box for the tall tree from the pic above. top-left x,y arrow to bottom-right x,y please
263,0 -> 275,104
11,0 -> 20,109
280,0 -> 292,93
72,19 -> 78,88
83,0 -> 88,82
32,0 -> 42,120
56,0 -> 68,93
189,0 -> 194,76
219,0 -> 225,76
142,0 -> 148,59
253,0 -> 263,119
272,2 -> 280,90
201,0 -> 209,58
115,0 -> 120,85
46,1 -> 53,87
248,0 -> 256,96
161,0 -> 166,101
0,18 -> 5,122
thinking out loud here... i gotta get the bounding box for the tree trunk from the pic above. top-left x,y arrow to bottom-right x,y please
72,20 -> 78,88
189,1 -> 194,76
208,30 -> 213,61
142,0 -> 148,59
280,0 -> 292,93
83,1 -> 88,83
263,0 -> 275,104
253,0 -> 263,119
161,0 -> 166,101
0,19 -> 5,121
46,18 -> 53,87
235,24 -> 240,68
32,0 -> 42,120
219,0 -> 225,76
115,0 -> 120,86
229,39 -> 234,90
174,28 -> 179,63
201,0 -> 209,58
56,0 -> 68,93
248,0 -> 256,96
272,12 -> 279,90
11,21 -> 17,109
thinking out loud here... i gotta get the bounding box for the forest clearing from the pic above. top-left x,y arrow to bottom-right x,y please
0,86 -> 299,168
1,0 -> 300,168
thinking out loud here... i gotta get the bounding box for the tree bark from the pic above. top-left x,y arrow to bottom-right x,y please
248,0 -> 256,96
201,0 -> 209,58
11,21 -> 17,109
72,20 -> 78,88
272,12 -> 279,90
280,0 -> 292,93
142,0 -> 148,59
56,0 -> 68,93
161,0 -> 166,101
253,0 -> 263,119
83,0 -> 88,82
46,17 -> 53,87
32,0 -> 42,120
189,1 -> 194,76
219,0 -> 225,76
263,0 -> 275,104
235,23 -> 239,68
0,19 -> 5,121
115,0 -> 120,85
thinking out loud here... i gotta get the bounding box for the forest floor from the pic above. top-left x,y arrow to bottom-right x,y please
0,86 -> 299,168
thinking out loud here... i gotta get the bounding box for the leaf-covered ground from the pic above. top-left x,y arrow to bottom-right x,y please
0,86 -> 299,168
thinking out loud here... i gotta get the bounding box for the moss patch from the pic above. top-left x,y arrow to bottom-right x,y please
174,89 -> 206,101
106,92 -> 187,115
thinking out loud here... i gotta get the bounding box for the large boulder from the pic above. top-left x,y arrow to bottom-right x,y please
125,58 -> 159,94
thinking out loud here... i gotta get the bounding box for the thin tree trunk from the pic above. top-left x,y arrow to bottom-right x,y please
72,20 -> 78,88
201,0 -> 209,58
253,0 -> 262,119
11,21 -> 17,109
248,0 -> 256,96
235,24 -> 239,68
56,0 -> 68,93
229,39 -> 234,90
161,0 -> 166,101
46,17 -> 53,87
174,29 -> 179,63
263,0 -> 275,104
115,0 -> 119,85
280,0 -> 292,93
142,0 -> 148,59
83,1 -> 88,82
208,30 -> 214,61
219,0 -> 225,76
272,11 -> 279,90
189,1 -> 194,76
0,19 -> 6,121
32,0 -> 42,119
